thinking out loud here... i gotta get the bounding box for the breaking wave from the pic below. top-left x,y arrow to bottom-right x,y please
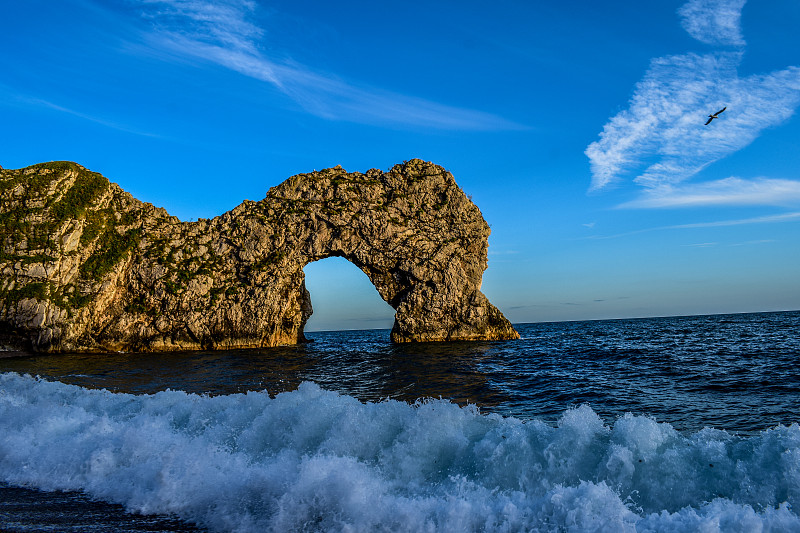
1,372 -> 798,532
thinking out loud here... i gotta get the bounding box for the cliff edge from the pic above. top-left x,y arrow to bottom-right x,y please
0,160 -> 519,353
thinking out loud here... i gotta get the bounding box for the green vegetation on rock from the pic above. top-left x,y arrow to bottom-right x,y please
1,159 -> 518,353
51,168 -> 108,222
80,228 -> 141,280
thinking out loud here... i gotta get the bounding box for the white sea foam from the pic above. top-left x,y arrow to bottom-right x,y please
1,372 -> 798,532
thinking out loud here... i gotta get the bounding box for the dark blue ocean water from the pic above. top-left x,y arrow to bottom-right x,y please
1,311 -> 799,532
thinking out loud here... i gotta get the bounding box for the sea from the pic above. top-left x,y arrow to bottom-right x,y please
0,310 -> 798,532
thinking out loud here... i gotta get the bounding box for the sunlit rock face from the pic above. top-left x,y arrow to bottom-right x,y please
0,159 -> 519,353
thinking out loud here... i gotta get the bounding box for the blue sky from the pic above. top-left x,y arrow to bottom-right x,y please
2,0 -> 799,331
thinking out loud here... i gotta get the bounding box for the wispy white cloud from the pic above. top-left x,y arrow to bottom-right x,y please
585,51 -> 800,192
668,211 -> 800,228
583,211 -> 800,240
678,0 -> 747,46
140,0 -> 264,51
0,84 -> 162,138
136,0 -> 520,130
585,0 -> 800,207
620,177 -> 800,208
729,239 -> 774,246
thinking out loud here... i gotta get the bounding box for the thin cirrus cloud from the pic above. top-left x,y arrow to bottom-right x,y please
585,0 -> 800,208
583,211 -> 800,240
0,83 -> 162,139
668,211 -> 800,229
678,0 -> 746,46
620,177 -> 800,208
136,0 -> 520,131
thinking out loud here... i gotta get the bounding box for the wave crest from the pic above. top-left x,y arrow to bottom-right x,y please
1,373 -> 798,532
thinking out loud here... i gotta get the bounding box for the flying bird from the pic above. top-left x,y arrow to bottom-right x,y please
704,106 -> 726,125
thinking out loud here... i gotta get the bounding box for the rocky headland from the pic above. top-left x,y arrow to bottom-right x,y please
0,159 -> 519,353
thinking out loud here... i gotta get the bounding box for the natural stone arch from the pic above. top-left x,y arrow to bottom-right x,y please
301,256 -> 394,332
0,159 -> 519,352
261,159 -> 519,345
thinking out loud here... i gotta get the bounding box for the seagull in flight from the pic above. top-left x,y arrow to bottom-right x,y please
704,106 -> 726,125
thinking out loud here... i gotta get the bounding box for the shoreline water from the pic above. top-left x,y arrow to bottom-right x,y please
1,311 -> 798,532
1,373 -> 798,532
4,308 -> 798,358
0,351 -> 29,359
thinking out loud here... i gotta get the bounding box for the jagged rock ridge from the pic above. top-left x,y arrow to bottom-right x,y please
0,159 -> 519,353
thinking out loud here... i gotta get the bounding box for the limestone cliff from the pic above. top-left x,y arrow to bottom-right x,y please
0,159 -> 519,353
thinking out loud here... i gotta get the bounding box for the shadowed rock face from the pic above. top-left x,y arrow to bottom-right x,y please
0,159 -> 519,353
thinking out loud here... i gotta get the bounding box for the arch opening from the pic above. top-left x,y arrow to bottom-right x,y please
302,257 -> 395,333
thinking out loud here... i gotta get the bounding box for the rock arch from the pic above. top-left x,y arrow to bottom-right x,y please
302,256 -> 394,332
0,159 -> 519,352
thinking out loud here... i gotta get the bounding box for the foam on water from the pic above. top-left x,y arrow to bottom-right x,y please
1,372 -> 799,532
